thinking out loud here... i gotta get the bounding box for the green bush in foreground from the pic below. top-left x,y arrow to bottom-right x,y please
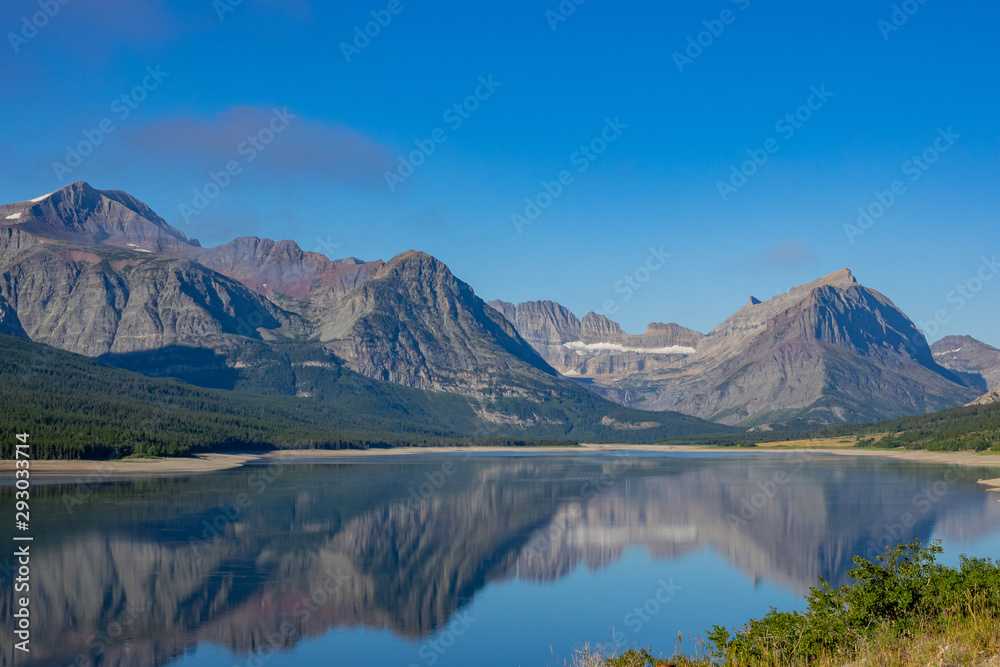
706,539 -> 1000,664
579,540 -> 1000,666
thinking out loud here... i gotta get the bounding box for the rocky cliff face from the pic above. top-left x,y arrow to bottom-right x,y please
317,251 -> 557,392
191,236 -> 383,314
0,181 -> 196,253
0,182 -> 986,427
494,270 -> 979,426
485,299 -> 703,379
969,388 -> 1000,406
0,294 -> 26,339
932,335 -> 1000,391
0,231 -> 299,357
652,276 -> 978,425
0,184 -> 588,408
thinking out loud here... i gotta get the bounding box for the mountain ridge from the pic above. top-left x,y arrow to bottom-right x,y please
0,182 -> 725,441
492,274 -> 980,426
0,181 -> 986,429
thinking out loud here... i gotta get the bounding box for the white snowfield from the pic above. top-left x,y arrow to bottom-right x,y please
4,212 -> 22,220
30,189 -> 59,202
562,341 -> 696,355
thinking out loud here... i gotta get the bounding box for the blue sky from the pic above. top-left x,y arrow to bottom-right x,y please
1,0 -> 998,344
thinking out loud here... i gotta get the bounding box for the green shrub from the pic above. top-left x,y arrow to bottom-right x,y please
708,539 -> 1000,664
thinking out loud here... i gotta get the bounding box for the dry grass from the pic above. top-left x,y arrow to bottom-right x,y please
573,605 -> 1000,666
826,606 -> 1000,667
753,436 -> 863,449
754,433 -> 894,449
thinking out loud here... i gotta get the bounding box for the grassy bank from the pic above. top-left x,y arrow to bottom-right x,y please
575,540 -> 1000,666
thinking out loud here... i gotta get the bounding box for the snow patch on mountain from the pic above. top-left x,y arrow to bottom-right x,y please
563,341 -> 696,355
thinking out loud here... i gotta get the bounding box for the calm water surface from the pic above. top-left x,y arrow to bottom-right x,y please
3,452 -> 1000,666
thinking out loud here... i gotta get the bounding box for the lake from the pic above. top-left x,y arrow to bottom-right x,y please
3,451 -> 1000,666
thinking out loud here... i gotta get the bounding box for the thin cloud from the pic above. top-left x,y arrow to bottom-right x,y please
7,0 -> 316,63
123,106 -> 392,185
754,240 -> 815,269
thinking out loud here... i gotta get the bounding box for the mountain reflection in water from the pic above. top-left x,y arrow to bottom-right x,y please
2,453 -> 999,667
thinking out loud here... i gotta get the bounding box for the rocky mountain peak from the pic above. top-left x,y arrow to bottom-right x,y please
810,267 -> 857,289
376,249 -> 451,280
579,312 -> 625,341
933,334 -> 980,351
932,335 -> 1000,391
191,236 -> 384,305
0,181 -> 195,252
316,250 -> 557,392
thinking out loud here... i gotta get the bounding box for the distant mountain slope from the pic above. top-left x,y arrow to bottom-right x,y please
0,182 -> 978,433
0,333 -> 465,458
932,335 -> 1000,391
0,181 -> 197,253
317,251 -> 559,394
815,397 -> 1000,451
1,185 -> 628,417
657,271 -> 978,426
968,388 -> 1000,406
191,236 -> 384,313
486,299 -> 702,379
0,228 -> 301,357
0,333 -> 732,459
495,270 -> 978,427
0,294 -> 26,339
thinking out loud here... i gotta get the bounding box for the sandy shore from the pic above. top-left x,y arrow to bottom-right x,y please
4,445 -> 1000,482
0,453 -> 261,481
979,478 -> 1000,491
584,443 -> 1000,472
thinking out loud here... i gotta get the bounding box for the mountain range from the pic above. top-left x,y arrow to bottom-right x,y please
0,181 -> 994,444
491,270 -> 987,427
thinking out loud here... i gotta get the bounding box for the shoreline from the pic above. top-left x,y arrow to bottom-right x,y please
0,452 -> 262,482
3,445 -> 1000,486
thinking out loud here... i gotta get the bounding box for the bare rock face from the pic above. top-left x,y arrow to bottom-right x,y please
0,199 -> 301,358
968,388 -> 1000,406
318,251 -> 557,392
0,293 -> 27,338
646,278 -> 978,425
0,181 -> 196,253
485,299 -> 703,378
0,239 -> 300,357
0,182 -> 985,427
932,335 -> 1000,391
0,184 -> 639,417
191,236 -> 384,314
493,269 -> 979,426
